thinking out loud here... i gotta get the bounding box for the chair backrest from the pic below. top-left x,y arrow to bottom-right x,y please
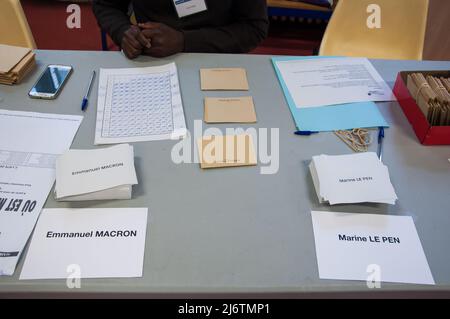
0,0 -> 36,48
319,0 -> 429,60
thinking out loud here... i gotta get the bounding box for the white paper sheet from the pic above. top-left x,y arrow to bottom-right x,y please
311,211 -> 435,285
20,208 -> 148,280
274,57 -> 395,108
95,63 -> 187,145
55,144 -> 137,200
0,110 -> 82,276
310,152 -> 398,205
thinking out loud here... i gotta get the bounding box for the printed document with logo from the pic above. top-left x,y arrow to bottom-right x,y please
20,208 -> 148,280
273,57 -> 394,108
311,211 -> 435,285
55,144 -> 138,201
310,152 -> 398,205
272,56 -> 388,132
0,110 -> 82,276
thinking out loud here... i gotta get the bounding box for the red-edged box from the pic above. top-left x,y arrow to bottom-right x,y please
393,70 -> 450,145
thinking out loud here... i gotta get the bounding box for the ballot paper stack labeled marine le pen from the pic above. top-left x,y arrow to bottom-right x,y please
309,152 -> 398,205
407,73 -> 450,126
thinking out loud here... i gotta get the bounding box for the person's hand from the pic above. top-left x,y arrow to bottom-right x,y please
121,25 -> 152,59
138,22 -> 184,58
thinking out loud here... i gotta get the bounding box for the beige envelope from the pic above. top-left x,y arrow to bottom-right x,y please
200,68 -> 249,91
0,44 -> 31,73
197,134 -> 257,169
204,96 -> 257,123
0,49 -> 35,85
11,52 -> 35,75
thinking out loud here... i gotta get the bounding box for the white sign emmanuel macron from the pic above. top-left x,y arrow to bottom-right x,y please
311,211 -> 435,285
20,208 -> 148,280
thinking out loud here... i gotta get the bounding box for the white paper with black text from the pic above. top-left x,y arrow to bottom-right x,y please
274,57 -> 395,108
55,144 -> 137,201
20,208 -> 148,280
310,152 -> 398,205
0,110 -> 82,276
311,211 -> 435,285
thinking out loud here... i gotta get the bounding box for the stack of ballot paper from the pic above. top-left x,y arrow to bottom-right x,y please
0,44 -> 36,85
55,144 -> 138,201
309,152 -> 398,205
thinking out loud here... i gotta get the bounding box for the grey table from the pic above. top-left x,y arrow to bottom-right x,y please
0,51 -> 449,298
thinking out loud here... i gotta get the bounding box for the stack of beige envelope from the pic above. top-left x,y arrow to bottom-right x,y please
407,72 -> 450,126
0,44 -> 36,85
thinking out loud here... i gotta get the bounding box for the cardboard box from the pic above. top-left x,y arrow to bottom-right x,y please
393,70 -> 450,145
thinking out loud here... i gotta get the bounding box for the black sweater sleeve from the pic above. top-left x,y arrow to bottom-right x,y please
92,0 -> 268,53
92,0 -> 132,47
183,0 -> 269,53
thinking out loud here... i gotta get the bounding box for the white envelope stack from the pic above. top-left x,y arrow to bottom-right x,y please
309,152 -> 398,205
55,144 -> 138,201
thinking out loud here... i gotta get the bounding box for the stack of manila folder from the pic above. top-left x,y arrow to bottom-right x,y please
0,44 -> 36,85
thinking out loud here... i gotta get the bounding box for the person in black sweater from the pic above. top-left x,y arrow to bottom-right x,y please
92,0 -> 269,59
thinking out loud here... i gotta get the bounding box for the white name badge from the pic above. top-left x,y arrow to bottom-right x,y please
173,0 -> 207,18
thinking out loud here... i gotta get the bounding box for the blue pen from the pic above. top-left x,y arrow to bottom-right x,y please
377,127 -> 385,161
295,130 -> 319,136
81,71 -> 96,112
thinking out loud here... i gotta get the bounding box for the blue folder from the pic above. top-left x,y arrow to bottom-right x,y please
272,56 -> 388,132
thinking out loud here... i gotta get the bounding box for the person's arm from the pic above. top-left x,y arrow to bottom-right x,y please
182,0 -> 269,53
92,0 -> 132,47
92,0 -> 151,59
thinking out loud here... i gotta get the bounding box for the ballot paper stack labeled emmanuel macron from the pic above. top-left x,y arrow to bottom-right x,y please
55,144 -> 138,201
